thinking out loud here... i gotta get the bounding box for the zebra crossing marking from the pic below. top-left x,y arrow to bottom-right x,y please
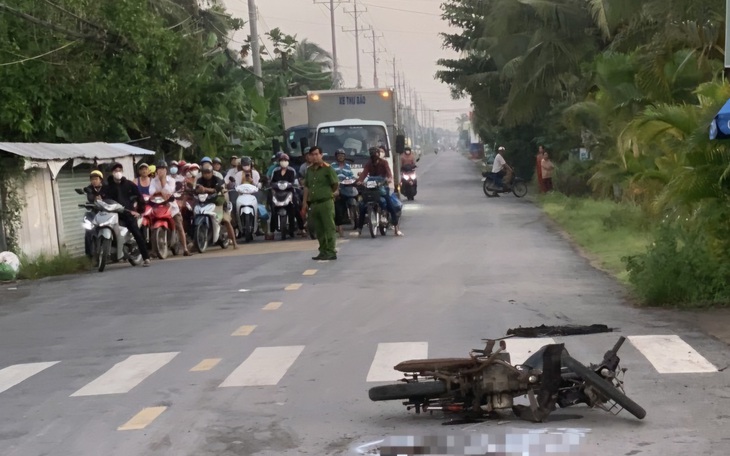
0,361 -> 60,394
628,335 -> 718,374
367,342 -> 428,382
219,346 -> 305,387
70,352 -> 179,397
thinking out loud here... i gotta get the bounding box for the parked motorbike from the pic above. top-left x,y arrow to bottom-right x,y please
139,194 -> 153,248
339,176 -> 360,230
78,199 -> 144,272
482,172 -> 528,198
234,183 -> 259,243
400,164 -> 418,201
193,192 -> 231,253
148,194 -> 182,259
270,180 -> 296,240
358,177 -> 391,238
368,335 -> 646,424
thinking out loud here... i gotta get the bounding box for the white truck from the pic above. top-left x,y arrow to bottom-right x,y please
279,96 -> 311,164
303,88 -> 405,182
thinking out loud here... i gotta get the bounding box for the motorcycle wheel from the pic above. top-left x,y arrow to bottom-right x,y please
512,181 -> 528,198
170,231 -> 182,256
98,238 -> 110,273
279,214 -> 288,241
378,211 -> 387,236
195,224 -> 209,253
368,382 -> 447,401
152,227 -> 169,259
349,205 -> 359,230
366,206 -> 376,238
562,354 -> 646,420
483,179 -> 499,198
243,214 -> 255,243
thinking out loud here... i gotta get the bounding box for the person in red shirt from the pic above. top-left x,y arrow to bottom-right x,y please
355,147 -> 403,236
536,145 -> 546,193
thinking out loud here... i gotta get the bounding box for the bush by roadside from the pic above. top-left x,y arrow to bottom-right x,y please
15,251 -> 91,281
536,193 -> 730,308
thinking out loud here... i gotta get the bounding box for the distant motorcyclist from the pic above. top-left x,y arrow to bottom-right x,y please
102,162 -> 152,266
492,146 -> 513,191
355,147 -> 403,236
149,160 -> 191,256
269,153 -> 305,236
195,160 -> 237,249
400,147 -> 417,167
82,170 -> 106,257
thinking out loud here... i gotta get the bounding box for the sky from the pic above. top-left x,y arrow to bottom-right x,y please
223,0 -> 471,132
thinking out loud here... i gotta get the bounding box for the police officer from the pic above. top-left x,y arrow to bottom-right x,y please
302,146 -> 339,260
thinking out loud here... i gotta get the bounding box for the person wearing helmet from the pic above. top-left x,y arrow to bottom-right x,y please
195,160 -> 237,249
234,156 -> 260,187
269,153 -> 305,236
148,164 -> 156,178
400,147 -> 417,167
136,162 -> 151,195
492,146 -> 512,192
104,162 -> 151,265
332,149 -> 354,237
267,152 -> 285,179
355,147 -> 403,236
149,160 -> 191,256
82,169 -> 107,258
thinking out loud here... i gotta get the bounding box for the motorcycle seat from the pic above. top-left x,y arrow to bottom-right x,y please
394,357 -> 478,373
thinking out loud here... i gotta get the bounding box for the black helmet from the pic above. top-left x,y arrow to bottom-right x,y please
240,156 -> 252,166
335,148 -> 345,156
157,160 -> 168,169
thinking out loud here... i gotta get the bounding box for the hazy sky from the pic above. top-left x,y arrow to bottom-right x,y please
223,0 -> 471,130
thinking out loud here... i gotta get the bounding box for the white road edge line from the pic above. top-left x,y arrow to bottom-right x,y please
628,335 -> 718,373
219,346 -> 306,387
70,352 -> 180,396
367,342 -> 428,382
0,361 -> 60,394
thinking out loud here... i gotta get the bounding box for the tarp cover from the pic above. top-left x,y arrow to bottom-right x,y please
0,142 -> 155,161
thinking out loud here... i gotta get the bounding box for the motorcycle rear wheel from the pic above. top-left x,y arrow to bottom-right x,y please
483,179 -> 498,198
369,381 -> 447,401
562,354 -> 646,420
366,206 -> 376,238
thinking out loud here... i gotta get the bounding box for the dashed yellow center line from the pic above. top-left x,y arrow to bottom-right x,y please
262,301 -> 282,310
231,325 -> 257,336
285,283 -> 302,291
190,358 -> 222,372
117,406 -> 167,431
302,269 -> 318,276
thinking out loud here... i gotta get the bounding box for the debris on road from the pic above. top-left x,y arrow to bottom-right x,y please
506,324 -> 614,338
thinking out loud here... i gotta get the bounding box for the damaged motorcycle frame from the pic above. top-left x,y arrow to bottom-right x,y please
368,336 -> 646,423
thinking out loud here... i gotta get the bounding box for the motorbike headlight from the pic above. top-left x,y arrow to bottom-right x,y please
82,220 -> 94,230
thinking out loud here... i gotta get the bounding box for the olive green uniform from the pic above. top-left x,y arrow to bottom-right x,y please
304,163 -> 339,258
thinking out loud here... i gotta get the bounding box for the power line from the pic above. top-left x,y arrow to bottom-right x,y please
359,2 -> 441,16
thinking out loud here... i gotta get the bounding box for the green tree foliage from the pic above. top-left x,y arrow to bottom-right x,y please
437,0 -> 730,305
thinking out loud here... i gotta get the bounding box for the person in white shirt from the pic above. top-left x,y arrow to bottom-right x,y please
149,160 -> 191,256
491,146 -> 512,190
224,156 -> 239,183
234,156 -> 261,187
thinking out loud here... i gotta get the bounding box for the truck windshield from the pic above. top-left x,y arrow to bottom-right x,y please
316,125 -> 390,163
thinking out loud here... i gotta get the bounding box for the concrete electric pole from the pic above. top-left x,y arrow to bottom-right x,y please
247,0 -> 263,96
343,0 -> 368,88
314,0 -> 350,88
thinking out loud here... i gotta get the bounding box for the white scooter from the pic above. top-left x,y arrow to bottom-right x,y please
234,183 -> 259,243
192,192 -> 231,253
78,199 -> 144,272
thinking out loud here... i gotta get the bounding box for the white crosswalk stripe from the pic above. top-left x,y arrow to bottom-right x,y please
366,342 -> 428,382
628,335 -> 718,374
0,361 -> 60,394
219,346 -> 305,387
70,352 -> 179,397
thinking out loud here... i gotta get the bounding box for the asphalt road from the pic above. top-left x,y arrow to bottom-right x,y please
1,151 -> 729,456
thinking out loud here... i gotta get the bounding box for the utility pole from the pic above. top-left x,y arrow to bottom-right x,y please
363,28 -> 384,87
314,0 -> 350,88
248,0 -> 263,96
343,0 -> 368,88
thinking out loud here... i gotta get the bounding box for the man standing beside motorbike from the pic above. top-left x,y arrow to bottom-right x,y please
302,146 -> 339,261
149,160 -> 192,256
332,149 -> 354,237
103,162 -> 152,266
355,147 -> 403,236
195,160 -> 237,249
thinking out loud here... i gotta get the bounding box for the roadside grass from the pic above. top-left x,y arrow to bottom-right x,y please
16,251 -> 91,281
535,192 -> 653,285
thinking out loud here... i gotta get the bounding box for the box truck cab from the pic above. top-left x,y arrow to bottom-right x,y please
314,119 -> 393,177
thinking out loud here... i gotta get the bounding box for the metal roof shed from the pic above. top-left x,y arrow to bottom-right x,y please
0,142 -> 155,257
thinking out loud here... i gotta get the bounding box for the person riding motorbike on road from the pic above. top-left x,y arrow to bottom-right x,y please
195,160 -> 237,249
103,162 -> 152,266
355,147 -> 403,236
400,147 -> 417,167
149,160 -> 192,256
332,149 -> 354,237
269,153 -> 305,237
83,170 -> 106,257
492,146 -> 513,192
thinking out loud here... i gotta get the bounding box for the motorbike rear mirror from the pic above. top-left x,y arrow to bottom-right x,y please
74,188 -> 84,195
299,137 -> 309,151
272,138 -> 281,152
395,135 -> 406,154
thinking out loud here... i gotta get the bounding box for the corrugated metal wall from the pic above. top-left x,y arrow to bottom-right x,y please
16,170 -> 59,258
57,168 -> 91,257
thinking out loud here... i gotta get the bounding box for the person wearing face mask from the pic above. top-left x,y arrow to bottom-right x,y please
225,156 -> 239,182
234,156 -> 260,187
400,147 -> 417,167
355,147 -> 403,236
269,153 -> 305,236
103,162 -> 152,266
149,160 -> 191,256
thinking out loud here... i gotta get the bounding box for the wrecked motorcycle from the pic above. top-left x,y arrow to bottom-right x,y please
368,336 -> 646,423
